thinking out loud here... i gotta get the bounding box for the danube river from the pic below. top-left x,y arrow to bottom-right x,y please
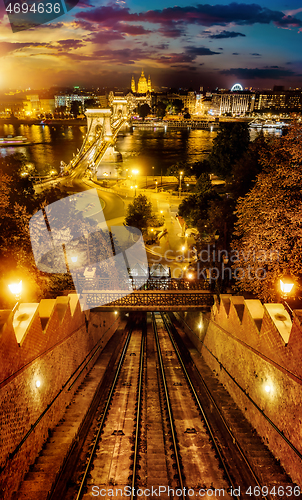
0,122 -> 216,175
0,122 -> 281,176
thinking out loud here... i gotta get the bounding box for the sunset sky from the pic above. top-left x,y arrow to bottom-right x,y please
0,0 -> 302,90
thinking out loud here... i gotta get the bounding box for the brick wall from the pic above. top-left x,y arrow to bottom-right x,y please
176,297 -> 302,486
0,294 -> 121,498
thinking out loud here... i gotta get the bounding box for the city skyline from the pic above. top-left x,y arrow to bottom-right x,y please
0,1 -> 302,90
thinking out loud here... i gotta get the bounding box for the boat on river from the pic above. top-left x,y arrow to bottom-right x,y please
0,135 -> 31,147
249,120 -> 289,129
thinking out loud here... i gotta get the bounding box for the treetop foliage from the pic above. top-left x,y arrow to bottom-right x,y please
232,121 -> 302,302
125,194 -> 153,232
208,122 -> 250,178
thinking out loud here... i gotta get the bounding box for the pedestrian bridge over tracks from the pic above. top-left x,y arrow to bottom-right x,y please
76,278 -> 214,311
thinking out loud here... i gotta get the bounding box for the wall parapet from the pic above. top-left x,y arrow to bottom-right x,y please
212,295 -> 302,382
0,293 -> 85,385
202,295 -> 302,486
0,293 -> 121,500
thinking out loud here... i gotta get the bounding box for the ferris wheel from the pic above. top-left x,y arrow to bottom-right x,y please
231,83 -> 244,91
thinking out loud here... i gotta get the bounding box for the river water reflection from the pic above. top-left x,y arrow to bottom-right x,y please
0,122 -> 282,176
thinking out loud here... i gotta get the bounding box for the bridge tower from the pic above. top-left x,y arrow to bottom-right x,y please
111,98 -> 128,119
85,109 -> 113,143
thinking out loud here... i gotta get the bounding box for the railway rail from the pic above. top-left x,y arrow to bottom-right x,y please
16,313 -> 298,500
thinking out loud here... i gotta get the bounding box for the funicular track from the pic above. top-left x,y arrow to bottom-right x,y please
158,312 -> 297,500
73,321 -> 146,500
17,313 -> 298,500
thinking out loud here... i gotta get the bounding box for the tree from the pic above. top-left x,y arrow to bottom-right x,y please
138,103 -> 151,120
230,131 -> 269,198
178,189 -> 220,233
231,122 -> 302,302
194,173 -> 212,195
70,101 -> 80,117
167,162 -> 191,184
155,101 -> 167,118
208,122 -> 250,178
171,99 -> 183,114
83,98 -> 99,110
125,194 -> 153,232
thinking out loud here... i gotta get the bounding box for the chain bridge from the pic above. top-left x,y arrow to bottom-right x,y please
62,96 -> 129,178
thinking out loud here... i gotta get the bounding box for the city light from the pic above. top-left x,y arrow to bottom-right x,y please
35,380 -> 41,388
8,281 -> 22,300
280,276 -> 294,298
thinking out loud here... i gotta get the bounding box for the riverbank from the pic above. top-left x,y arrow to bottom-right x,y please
0,118 -> 87,126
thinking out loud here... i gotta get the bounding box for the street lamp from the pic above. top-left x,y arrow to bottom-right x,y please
132,169 -> 139,194
280,275 -> 294,300
179,171 -> 183,197
8,280 -> 22,310
279,274 -> 295,318
155,181 -> 158,192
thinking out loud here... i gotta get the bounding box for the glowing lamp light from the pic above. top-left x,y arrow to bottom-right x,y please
71,256 -> 78,263
187,273 -> 193,279
132,169 -> 139,175
280,276 -> 294,298
35,380 -> 41,388
264,385 -> 271,393
182,246 -> 185,252
8,281 -> 22,298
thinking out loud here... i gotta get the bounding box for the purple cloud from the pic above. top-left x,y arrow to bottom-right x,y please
220,67 -> 297,79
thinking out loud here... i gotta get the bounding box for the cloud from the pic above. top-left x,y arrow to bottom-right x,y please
116,23 -> 152,35
208,30 -> 246,39
185,46 -> 221,56
92,47 -> 150,65
250,52 -> 261,56
75,3 -> 302,39
154,43 -> 169,50
55,39 -> 85,51
0,41 -> 49,57
156,53 -> 194,64
171,65 -> 197,71
233,52 -> 240,55
86,31 -> 125,44
220,67 -> 297,80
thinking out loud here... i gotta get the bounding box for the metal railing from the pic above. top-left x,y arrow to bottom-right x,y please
75,277 -> 211,292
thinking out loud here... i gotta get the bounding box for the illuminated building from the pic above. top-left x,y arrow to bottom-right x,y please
131,71 -> 152,94
131,76 -> 136,93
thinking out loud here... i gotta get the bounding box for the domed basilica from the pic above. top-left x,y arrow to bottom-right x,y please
131,70 -> 152,94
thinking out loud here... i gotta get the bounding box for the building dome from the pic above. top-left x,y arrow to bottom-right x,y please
138,70 -> 148,94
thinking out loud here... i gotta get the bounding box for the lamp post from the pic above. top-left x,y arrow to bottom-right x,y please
8,280 -> 22,311
132,169 -> 139,196
179,171 -> 183,197
279,275 -> 295,317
